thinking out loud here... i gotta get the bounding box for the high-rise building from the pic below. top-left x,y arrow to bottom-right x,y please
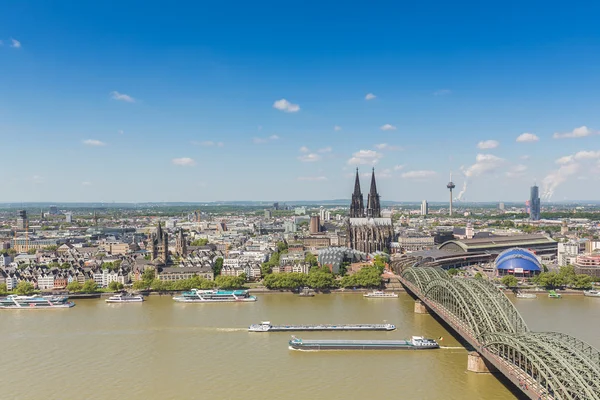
420,200 -> 428,216
264,210 -> 272,219
530,185 -> 541,221
49,206 -> 58,215
309,215 -> 321,234
498,202 -> 505,211
16,210 -> 27,230
65,212 -> 73,223
447,173 -> 456,216
319,207 -> 331,222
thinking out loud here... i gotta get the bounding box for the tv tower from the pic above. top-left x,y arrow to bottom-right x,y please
447,173 -> 456,216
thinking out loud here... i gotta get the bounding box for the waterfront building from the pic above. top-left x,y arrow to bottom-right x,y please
420,200 -> 428,216
529,185 -> 541,221
573,254 -> 600,279
557,241 -> 579,267
346,169 -> 394,253
158,266 -> 214,282
494,248 -> 542,278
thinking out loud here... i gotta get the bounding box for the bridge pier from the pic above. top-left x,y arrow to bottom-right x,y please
414,300 -> 429,314
467,352 -> 496,374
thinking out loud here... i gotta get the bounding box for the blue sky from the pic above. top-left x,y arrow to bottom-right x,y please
2,0 -> 600,203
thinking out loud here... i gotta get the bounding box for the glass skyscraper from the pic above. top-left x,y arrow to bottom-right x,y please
530,185 -> 541,221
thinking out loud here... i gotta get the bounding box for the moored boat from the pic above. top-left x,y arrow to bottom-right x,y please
515,292 -> 537,299
0,294 -> 75,309
173,288 -> 257,303
288,336 -> 439,350
363,290 -> 398,298
105,293 -> 144,303
584,290 -> 600,297
249,321 -> 396,332
548,290 -> 562,299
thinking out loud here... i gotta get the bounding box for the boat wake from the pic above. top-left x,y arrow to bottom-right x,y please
288,346 -> 319,352
439,346 -> 465,350
215,328 -> 246,332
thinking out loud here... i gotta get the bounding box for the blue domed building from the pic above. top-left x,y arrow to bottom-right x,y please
494,248 -> 542,278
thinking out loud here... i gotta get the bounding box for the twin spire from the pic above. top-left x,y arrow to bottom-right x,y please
350,168 -> 381,218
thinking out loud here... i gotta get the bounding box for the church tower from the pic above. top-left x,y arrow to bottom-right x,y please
175,228 -> 187,257
349,168 -> 365,217
149,222 -> 169,263
366,168 -> 381,218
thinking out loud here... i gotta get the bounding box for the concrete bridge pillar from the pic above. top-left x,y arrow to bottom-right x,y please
467,352 -> 496,373
414,300 -> 429,314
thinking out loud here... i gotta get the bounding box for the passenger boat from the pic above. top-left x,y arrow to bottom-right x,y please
105,293 -> 144,303
0,295 -> 75,309
548,290 -> 562,299
515,292 -> 537,299
583,290 -> 600,297
172,288 -> 257,303
363,290 -> 398,298
249,321 -> 396,332
288,336 -> 439,351
298,287 -> 315,297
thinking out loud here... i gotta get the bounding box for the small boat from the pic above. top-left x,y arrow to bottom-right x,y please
515,292 -> 537,299
584,290 -> 600,298
0,294 -> 75,309
298,287 -> 315,297
363,290 -> 398,298
288,336 -> 439,350
173,288 -> 257,303
105,293 -> 144,303
548,290 -> 562,299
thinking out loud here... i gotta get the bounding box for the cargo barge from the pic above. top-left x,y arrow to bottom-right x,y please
288,336 -> 439,350
249,321 -> 395,332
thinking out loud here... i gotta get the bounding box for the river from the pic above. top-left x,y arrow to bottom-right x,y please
1,293 -> 598,400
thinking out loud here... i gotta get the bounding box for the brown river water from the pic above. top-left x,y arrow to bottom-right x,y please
1,293 -> 598,400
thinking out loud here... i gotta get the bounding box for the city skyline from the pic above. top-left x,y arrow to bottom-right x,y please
2,2 -> 600,202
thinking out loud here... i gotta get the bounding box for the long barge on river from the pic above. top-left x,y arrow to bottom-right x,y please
288,336 -> 439,350
249,321 -> 395,332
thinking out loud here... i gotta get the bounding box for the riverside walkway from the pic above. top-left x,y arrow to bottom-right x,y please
391,257 -> 600,400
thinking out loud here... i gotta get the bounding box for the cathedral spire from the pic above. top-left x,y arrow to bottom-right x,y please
366,168 -> 381,218
349,168 -> 365,218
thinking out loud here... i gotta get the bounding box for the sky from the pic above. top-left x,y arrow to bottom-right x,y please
2,0 -> 600,203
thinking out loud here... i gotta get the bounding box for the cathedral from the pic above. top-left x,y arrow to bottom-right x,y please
346,168 -> 394,253
147,222 -> 169,263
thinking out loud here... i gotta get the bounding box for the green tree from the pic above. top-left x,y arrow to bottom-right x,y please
132,280 -> 150,290
305,253 -> 318,267
474,272 -> 484,280
66,281 -> 82,292
190,238 -> 209,246
108,281 -> 124,291
338,262 -> 350,277
558,265 -> 576,286
447,268 -> 459,276
501,275 -> 518,288
27,248 -> 37,255
47,262 -> 60,269
276,241 -> 288,253
44,245 -> 58,251
340,266 -> 382,288
60,262 -> 71,269
261,262 -> 272,276
571,274 -> 593,290
307,270 -> 336,290
0,283 -> 7,295
270,251 -> 281,266
82,280 -> 98,293
141,269 -> 156,284
372,255 -> 388,274
215,275 -> 246,289
213,257 -> 224,276
15,281 -> 35,295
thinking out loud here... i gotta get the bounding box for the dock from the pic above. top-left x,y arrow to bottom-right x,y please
249,321 -> 396,332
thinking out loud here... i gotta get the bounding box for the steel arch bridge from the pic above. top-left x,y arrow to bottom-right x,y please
390,259 -> 600,400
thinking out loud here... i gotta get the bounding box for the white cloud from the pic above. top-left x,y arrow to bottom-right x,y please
433,89 -> 451,96
318,147 -> 332,153
334,125 -> 342,131
111,91 -> 135,103
553,126 -> 595,139
273,99 -> 300,113
192,140 -> 224,147
299,146 -> 309,153
347,149 -> 384,165
10,38 -> 21,48
365,93 -> 376,100
298,176 -> 327,181
520,155 -> 530,160
83,139 -> 106,146
253,135 -> 279,144
172,157 -> 196,166
298,153 -> 321,162
542,163 -> 580,199
393,165 -> 404,171
401,170 -> 437,179
374,143 -> 402,151
506,164 -> 528,178
82,181 -> 92,186
556,155 -> 574,165
555,150 -> 600,165
462,153 -> 505,178
477,140 -> 499,150
380,124 -> 397,131
516,133 -> 539,143
118,130 -> 124,135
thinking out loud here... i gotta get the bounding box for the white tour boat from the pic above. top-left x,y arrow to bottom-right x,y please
363,290 -> 398,298
105,293 -> 145,303
583,290 -> 600,298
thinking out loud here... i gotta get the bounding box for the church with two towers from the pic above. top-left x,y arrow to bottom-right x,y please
346,168 -> 394,253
